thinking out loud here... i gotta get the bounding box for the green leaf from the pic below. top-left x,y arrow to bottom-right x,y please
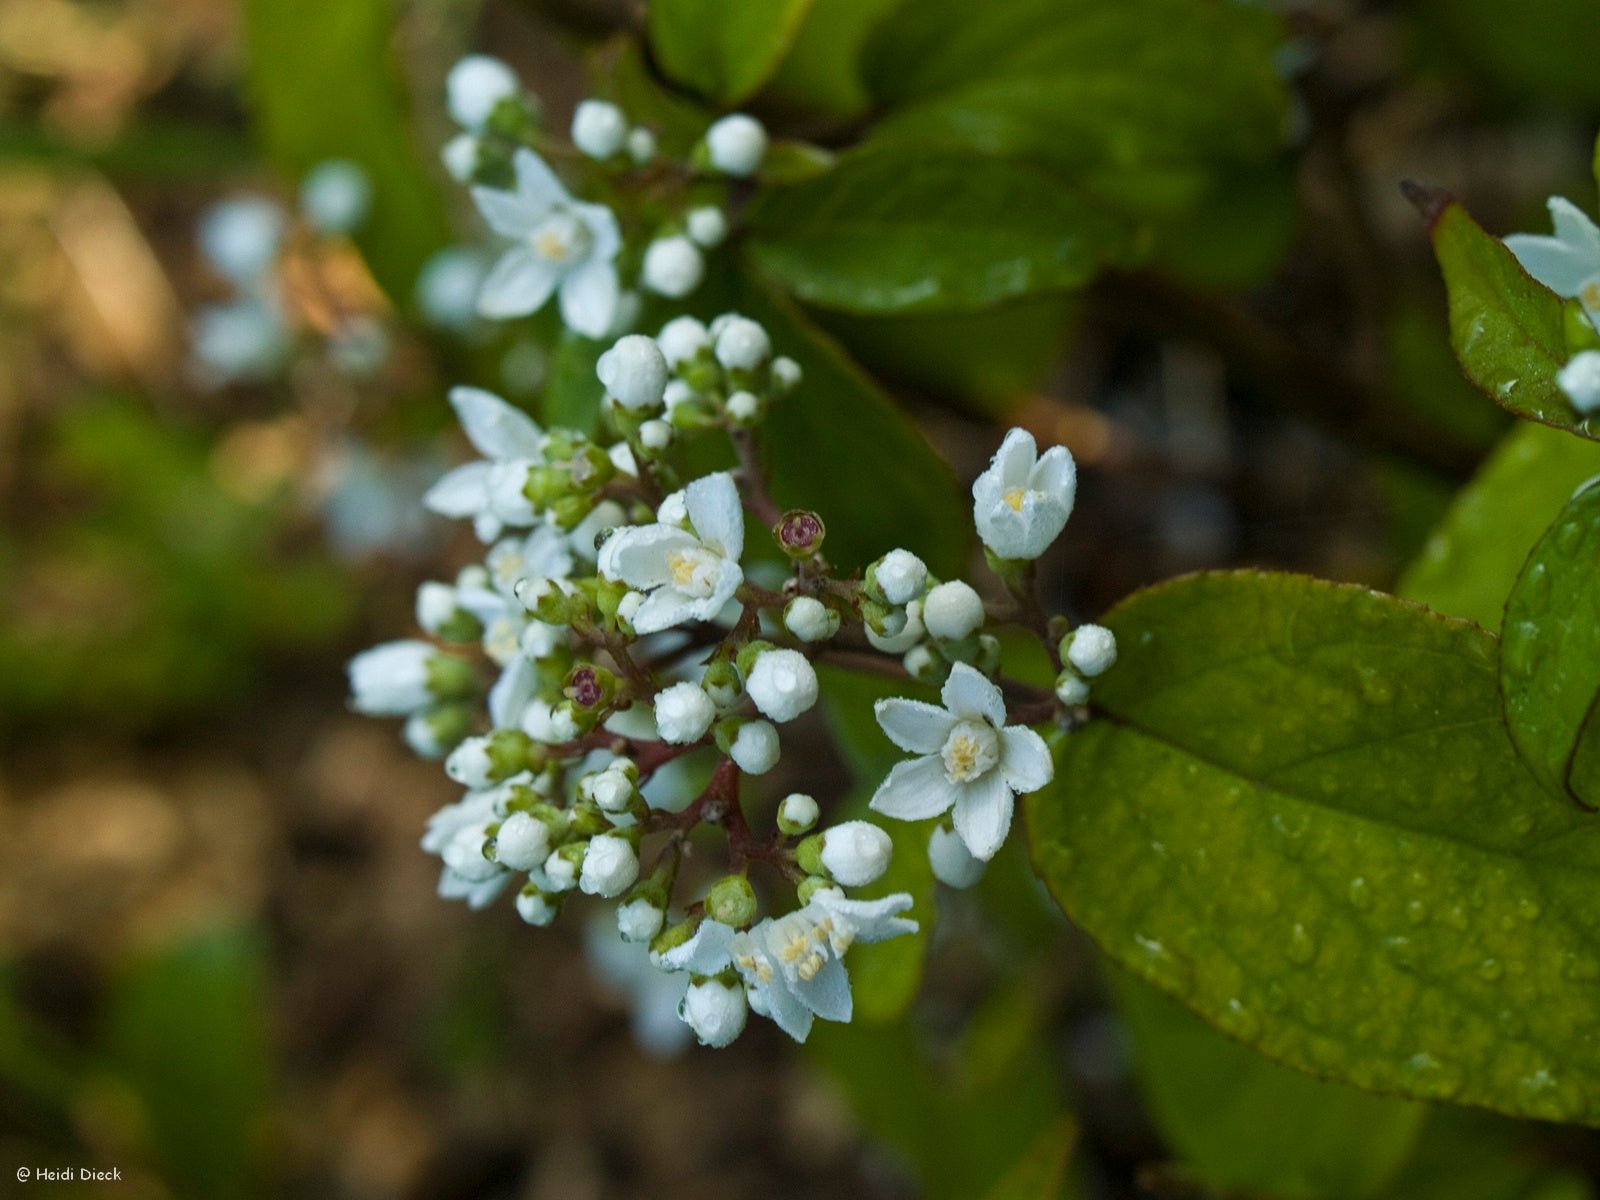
764,0 -> 905,119
1415,0 -> 1600,110
745,147 -> 1129,315
242,0 -> 449,301
1502,481 -> 1600,807
1423,198 -> 1591,438
542,332 -> 604,435
980,1117 -> 1077,1200
1371,1108 -> 1592,1200
1027,571 -> 1600,1125
706,263 -> 971,576
1113,970 -> 1424,1198
1399,421 -> 1600,631
647,0 -> 815,105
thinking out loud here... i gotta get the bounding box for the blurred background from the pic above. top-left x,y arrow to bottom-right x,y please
2,0 -> 1599,1197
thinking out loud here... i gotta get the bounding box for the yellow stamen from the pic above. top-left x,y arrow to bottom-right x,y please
1002,486 -> 1027,512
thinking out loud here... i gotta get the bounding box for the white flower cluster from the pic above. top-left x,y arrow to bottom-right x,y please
191,159 -> 379,387
1505,197 -> 1600,413
438,55 -> 770,341
345,69 -> 1120,1051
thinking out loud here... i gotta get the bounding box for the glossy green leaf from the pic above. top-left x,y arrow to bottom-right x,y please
1425,199 -> 1592,438
1399,421 -> 1600,631
647,0 -> 814,104
745,148 -> 1129,315
1114,970 -> 1424,1198
1027,571 -> 1600,1125
1502,481 -> 1600,807
242,0 -> 449,301
764,0 -> 905,119
710,263 -> 971,576
1371,1108 -> 1592,1200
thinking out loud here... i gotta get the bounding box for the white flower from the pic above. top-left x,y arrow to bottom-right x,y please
687,206 -> 728,247
423,387 -> 546,539
544,848 -> 579,891
442,820 -> 500,883
713,315 -> 770,371
198,197 -> 285,287
446,736 -> 495,789
495,811 -> 553,871
591,765 -> 636,813
745,649 -> 819,722
641,236 -> 705,298
771,356 -> 802,392
864,599 -> 924,654
923,580 -> 985,641
617,897 -> 665,943
680,977 -> 748,1047
972,428 -> 1077,561
729,719 -> 780,774
580,834 -> 640,897
447,55 -> 520,130
299,159 -> 370,235
523,698 -> 581,744
1055,671 -> 1090,706
474,149 -> 622,337
1066,624 -> 1117,677
820,821 -> 892,887
655,682 -> 717,744
874,549 -> 927,606
725,390 -> 760,423
417,584 -> 460,638
784,596 -> 838,643
928,824 -> 986,889
597,471 -> 744,633
639,419 -> 674,451
1505,197 -> 1600,325
441,133 -> 479,182
597,334 -> 669,410
348,640 -> 440,714
404,709 -> 457,759
706,114 -> 768,177
870,662 -> 1054,861
1558,351 -> 1600,413
657,315 -> 709,366
627,127 -> 657,164
516,888 -> 560,925
778,792 -> 820,833
571,99 -> 628,159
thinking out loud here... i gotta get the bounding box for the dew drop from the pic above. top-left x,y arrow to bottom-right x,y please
1401,1052 -> 1465,1100
1286,923 -> 1318,965
1478,957 -> 1504,982
1347,877 -> 1373,910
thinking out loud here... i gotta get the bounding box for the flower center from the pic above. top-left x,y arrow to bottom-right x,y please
772,914 -> 829,981
484,616 -> 521,664
530,211 -> 591,264
665,546 -> 720,597
1002,486 -> 1028,512
1583,277 -> 1600,313
941,719 -> 1000,783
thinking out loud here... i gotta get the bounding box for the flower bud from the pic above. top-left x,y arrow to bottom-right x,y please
597,334 -> 669,410
713,315 -> 771,372
616,895 -> 665,942
655,681 -> 717,744
777,792 -> 820,835
447,55 -> 520,131
404,704 -> 474,759
701,659 -> 743,708
616,590 -> 645,633
442,822 -> 499,882
745,648 -> 819,723
1064,624 -> 1117,677
704,874 -> 758,927
783,596 -> 839,643
641,236 -> 705,298
350,641 -> 476,715
705,114 -> 768,177
903,643 -> 947,685
627,126 -> 657,163
975,633 -> 1002,675
1055,670 -> 1090,706
590,765 -> 637,813
649,917 -> 699,966
728,719 -> 779,775
681,976 -> 748,1047
564,664 -> 617,711
445,736 -> 495,789
796,875 -> 833,906
545,843 -> 584,891
869,549 -> 928,606
773,510 -> 825,559
656,316 -> 710,367
929,823 -> 986,889
638,419 -> 674,452
579,833 -> 639,897
440,133 -> 479,182
515,885 -> 561,926
571,99 -> 628,159
494,811 -> 553,870
686,205 -> 728,247
864,600 -> 924,654
819,821 -> 893,887
198,197 -> 285,288
794,834 -> 826,877
300,159 -> 371,235
725,389 -> 762,425
516,576 -> 581,624
923,580 -> 985,641
523,699 -> 581,744
770,355 -> 802,393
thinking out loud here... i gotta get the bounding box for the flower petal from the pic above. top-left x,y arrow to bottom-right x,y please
793,954 -> 852,1023
952,772 -> 1015,861
471,184 -> 546,239
1000,726 -> 1054,794
941,662 -> 1006,727
684,472 -> 744,559
869,755 -> 959,821
1028,444 -> 1077,510
476,246 -> 561,319
424,462 -> 490,517
632,586 -> 701,634
991,426 -> 1037,488
449,386 -> 544,460
488,654 -> 536,729
1503,234 -> 1600,297
597,524 -> 699,588
512,148 -> 571,210
1548,196 -> 1600,258
760,976 -> 816,1042
559,259 -> 619,338
874,697 -> 957,754
654,919 -> 735,974
576,201 -> 622,262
